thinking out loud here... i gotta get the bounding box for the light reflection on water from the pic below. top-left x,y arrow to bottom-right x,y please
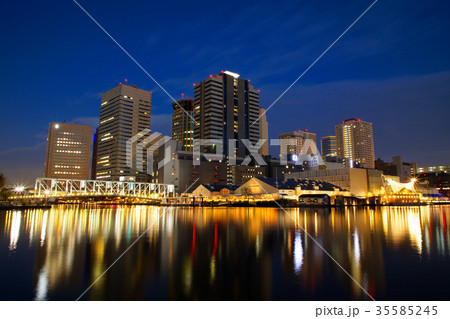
0,205 -> 449,300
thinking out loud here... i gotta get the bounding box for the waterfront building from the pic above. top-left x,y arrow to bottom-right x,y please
383,176 -> 421,204
96,83 -> 152,181
44,122 -> 92,180
193,71 -> 260,158
285,168 -> 383,197
375,156 -> 417,183
259,108 -> 269,156
171,97 -> 195,152
335,118 -> 375,169
321,136 -> 337,157
235,176 -> 347,200
191,184 -> 239,197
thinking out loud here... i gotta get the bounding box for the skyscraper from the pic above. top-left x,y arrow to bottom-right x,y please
96,83 -> 151,181
44,122 -> 92,180
335,118 -> 375,169
171,97 -> 194,152
259,108 -> 269,156
193,71 -> 260,158
279,130 -> 317,160
321,136 -> 337,157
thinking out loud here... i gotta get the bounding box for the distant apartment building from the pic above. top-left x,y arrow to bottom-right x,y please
96,83 -> 151,181
375,156 -> 417,182
193,71 -> 260,158
335,118 -> 375,169
171,97 -> 195,152
279,130 -> 317,162
259,108 -> 269,156
321,136 -> 337,157
417,164 -> 450,174
44,122 -> 92,180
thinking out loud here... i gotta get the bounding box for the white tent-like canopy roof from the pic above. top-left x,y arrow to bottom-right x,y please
384,177 -> 416,194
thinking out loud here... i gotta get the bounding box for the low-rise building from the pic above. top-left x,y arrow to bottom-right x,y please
235,176 -> 347,201
191,184 -> 239,197
285,168 -> 383,197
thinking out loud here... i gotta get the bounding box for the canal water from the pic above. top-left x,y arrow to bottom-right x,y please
0,205 -> 449,301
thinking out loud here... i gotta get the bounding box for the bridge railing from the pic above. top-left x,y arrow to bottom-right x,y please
34,178 -> 175,198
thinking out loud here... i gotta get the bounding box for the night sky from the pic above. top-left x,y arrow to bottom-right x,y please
1,0 -> 449,186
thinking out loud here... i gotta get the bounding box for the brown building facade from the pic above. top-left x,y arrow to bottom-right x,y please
44,122 -> 92,180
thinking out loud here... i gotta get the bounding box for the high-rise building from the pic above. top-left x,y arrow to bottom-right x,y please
193,71 -> 260,158
171,97 -> 194,152
259,108 -> 269,156
335,118 -> 375,169
279,130 -> 317,160
321,136 -> 337,157
96,83 -> 151,181
44,122 -> 92,180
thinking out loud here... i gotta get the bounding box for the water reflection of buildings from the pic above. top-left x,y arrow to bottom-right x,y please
1,205 -> 449,300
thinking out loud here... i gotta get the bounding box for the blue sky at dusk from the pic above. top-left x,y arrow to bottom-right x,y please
1,0 -> 449,185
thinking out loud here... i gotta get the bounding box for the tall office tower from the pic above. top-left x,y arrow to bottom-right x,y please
171,97 -> 195,152
44,122 -> 92,179
335,118 -> 375,169
321,136 -> 337,157
96,83 -> 152,181
90,127 -> 99,179
259,108 -> 269,156
193,71 -> 260,158
279,130 -> 317,160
